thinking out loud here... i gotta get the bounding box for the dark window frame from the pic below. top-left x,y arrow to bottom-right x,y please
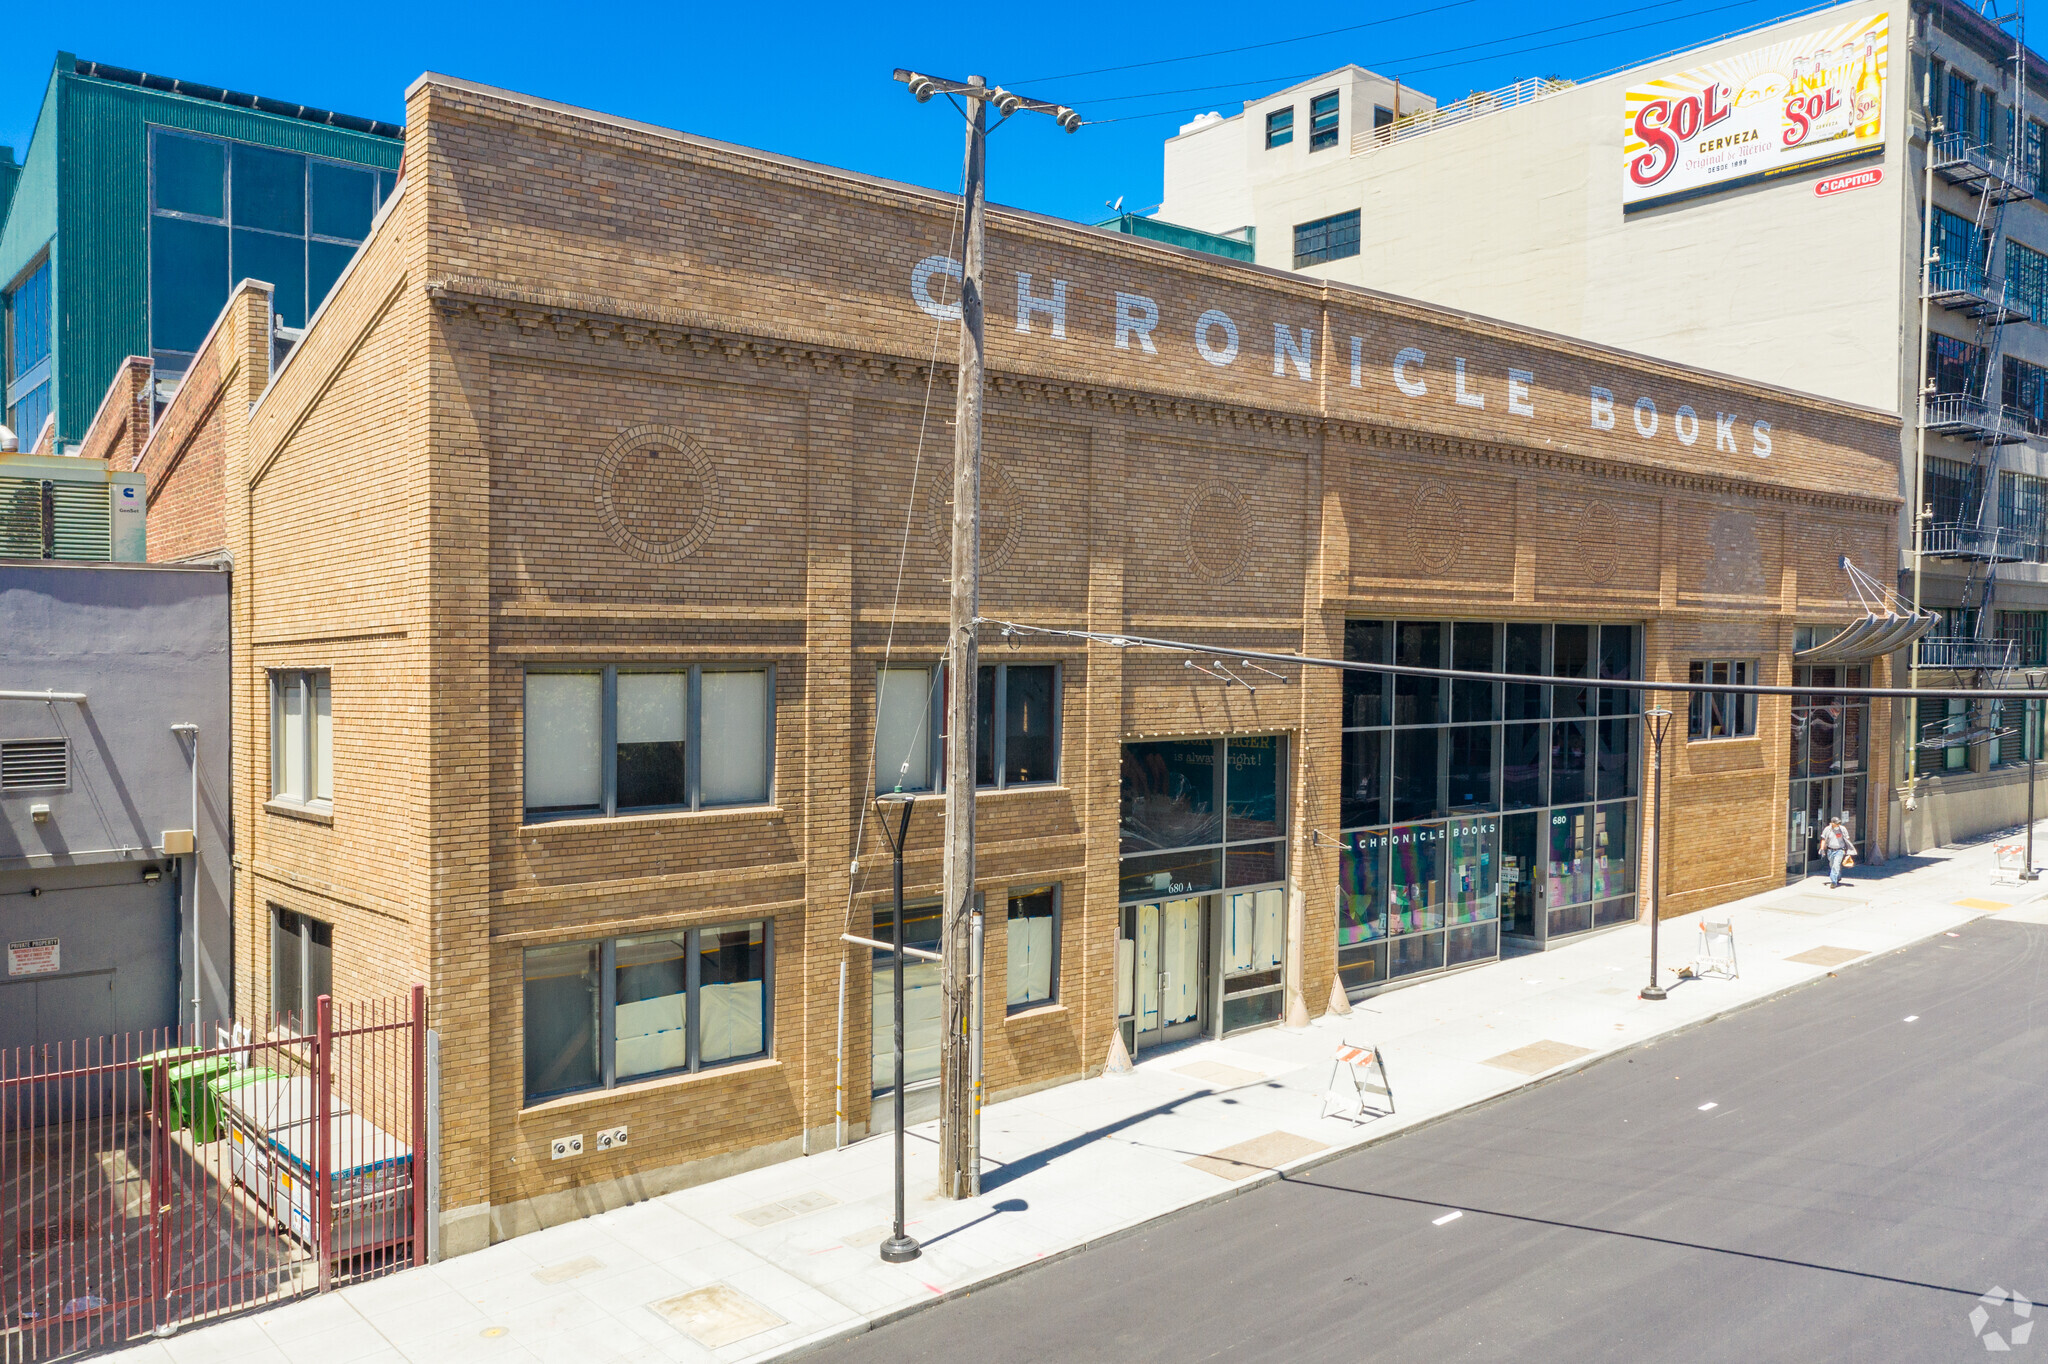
1004,883 -> 1061,1015
1265,106 -> 1295,148
521,920 -> 774,1104
1309,90 -> 1341,151
1686,659 -> 1758,740
270,904 -> 334,1033
873,660 -> 1063,793
522,664 -> 777,822
1293,209 -> 1362,268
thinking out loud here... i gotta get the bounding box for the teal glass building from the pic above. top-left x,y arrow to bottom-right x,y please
0,55 -> 402,451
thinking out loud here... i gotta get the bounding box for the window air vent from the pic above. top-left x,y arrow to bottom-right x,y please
1,739 -> 69,791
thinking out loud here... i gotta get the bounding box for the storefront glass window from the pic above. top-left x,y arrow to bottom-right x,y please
1119,735 -> 1287,900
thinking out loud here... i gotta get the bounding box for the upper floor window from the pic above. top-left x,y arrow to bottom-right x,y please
1309,90 -> 1341,150
524,665 -> 773,821
873,662 -> 1059,794
270,670 -> 332,809
149,129 -> 398,370
2008,240 -> 2048,319
1947,73 -> 1975,141
1373,104 -> 1394,131
1265,107 -> 1294,149
1929,332 -> 1985,397
1687,661 -> 1757,740
1294,210 -> 1361,268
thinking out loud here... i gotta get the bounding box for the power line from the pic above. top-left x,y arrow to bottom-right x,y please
1070,0 -> 1697,108
1087,0 -> 1782,125
1014,0 -> 1481,86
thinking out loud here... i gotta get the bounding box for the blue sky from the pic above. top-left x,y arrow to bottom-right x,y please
3,0 -> 1827,225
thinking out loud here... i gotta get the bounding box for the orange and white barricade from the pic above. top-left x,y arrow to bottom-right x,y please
1690,920 -> 1738,980
1321,1042 -> 1394,1125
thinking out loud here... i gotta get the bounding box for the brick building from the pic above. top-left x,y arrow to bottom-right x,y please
144,71 -> 1901,1255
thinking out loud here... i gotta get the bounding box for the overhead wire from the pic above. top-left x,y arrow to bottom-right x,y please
1080,0 -> 1793,126
1014,0 -> 1483,85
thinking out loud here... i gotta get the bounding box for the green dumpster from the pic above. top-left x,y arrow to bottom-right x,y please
169,1055 -> 239,1143
138,1046 -> 198,1123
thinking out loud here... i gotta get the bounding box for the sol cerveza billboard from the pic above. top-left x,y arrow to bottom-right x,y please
1622,11 -> 1887,211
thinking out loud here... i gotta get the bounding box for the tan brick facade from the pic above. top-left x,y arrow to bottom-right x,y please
75,355 -> 153,471
188,73 -> 1901,1255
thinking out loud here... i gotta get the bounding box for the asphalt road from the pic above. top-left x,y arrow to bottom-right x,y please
819,918 -> 2048,1363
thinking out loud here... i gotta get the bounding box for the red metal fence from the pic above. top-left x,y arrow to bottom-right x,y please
0,989 -> 426,1361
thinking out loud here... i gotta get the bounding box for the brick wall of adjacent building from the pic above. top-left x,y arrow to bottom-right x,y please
75,356 -> 153,470
134,284 -> 272,563
214,71 -> 1903,1255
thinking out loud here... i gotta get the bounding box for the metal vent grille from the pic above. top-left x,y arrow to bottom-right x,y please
0,739 -> 69,791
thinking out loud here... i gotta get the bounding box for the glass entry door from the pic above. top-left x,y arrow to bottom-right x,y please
1118,897 -> 1207,1052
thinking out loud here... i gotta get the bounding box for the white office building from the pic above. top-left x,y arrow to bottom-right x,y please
1155,0 -> 2048,859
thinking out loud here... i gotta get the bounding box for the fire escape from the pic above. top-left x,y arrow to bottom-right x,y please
1918,1 -> 2036,694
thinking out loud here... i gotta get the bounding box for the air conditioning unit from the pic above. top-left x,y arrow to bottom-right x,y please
0,454 -> 145,562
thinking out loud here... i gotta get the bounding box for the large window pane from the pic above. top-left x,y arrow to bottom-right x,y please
232,227 -> 306,328
1389,822 -> 1445,934
1501,811 -> 1540,936
1452,622 -> 1498,722
1548,805 -> 1593,908
525,672 -> 602,814
304,917 -> 332,1008
1340,730 -> 1385,829
617,671 -> 686,809
1225,840 -> 1284,887
1121,739 -> 1220,853
1118,846 -> 1221,900
1395,621 -> 1442,725
309,160 -> 375,241
1343,620 -> 1388,726
1339,831 -> 1388,943
1224,888 -> 1285,973
154,133 -> 224,218
1448,725 -> 1494,810
614,933 -> 688,1079
1593,802 -> 1635,900
1808,704 -> 1840,776
271,908 -> 303,1028
1550,720 -> 1588,805
1392,727 -> 1442,822
523,943 -> 601,1100
699,923 -> 767,1064
231,143 -> 306,234
309,240 -> 358,317
1552,623 -> 1590,717
9,261 -> 51,379
1446,816 -> 1498,924
150,216 -> 230,353
1502,722 -> 1544,809
876,667 -> 933,793
1004,665 -> 1056,784
1597,717 -> 1636,799
276,675 -> 306,800
1225,735 -> 1283,840
873,902 -> 943,1092
1504,623 -> 1547,719
700,670 -> 771,806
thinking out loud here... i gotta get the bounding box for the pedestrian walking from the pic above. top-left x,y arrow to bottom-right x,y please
1820,815 -> 1857,888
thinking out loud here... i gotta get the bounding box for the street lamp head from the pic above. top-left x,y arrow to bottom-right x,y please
874,790 -> 916,808
1643,707 -> 1673,718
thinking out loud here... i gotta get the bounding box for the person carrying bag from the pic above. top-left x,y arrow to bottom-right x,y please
1820,815 -> 1858,888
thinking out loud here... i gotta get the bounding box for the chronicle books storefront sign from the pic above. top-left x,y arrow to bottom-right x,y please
909,257 -> 1780,460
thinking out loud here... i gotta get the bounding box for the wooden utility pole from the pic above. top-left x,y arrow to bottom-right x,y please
939,77 -> 987,1200
892,68 -> 1081,1200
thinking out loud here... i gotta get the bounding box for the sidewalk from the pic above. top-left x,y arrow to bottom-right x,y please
120,830 -> 2048,1364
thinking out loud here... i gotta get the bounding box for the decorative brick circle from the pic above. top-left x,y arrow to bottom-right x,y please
1182,482 -> 1250,583
1409,483 -> 1459,572
1584,501 -> 1618,583
597,424 -> 718,562
924,460 -> 1023,572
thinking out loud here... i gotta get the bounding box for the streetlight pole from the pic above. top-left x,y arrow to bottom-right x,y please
2025,698 -> 2040,881
893,67 -> 1079,1201
875,793 -> 920,1263
1641,707 -> 1674,1001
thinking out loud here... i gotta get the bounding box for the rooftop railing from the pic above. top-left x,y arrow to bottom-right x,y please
1351,77 -> 1575,155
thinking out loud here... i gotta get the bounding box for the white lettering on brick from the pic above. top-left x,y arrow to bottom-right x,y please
1674,405 -> 1699,446
1455,358 -> 1484,409
911,255 -> 963,321
1752,420 -> 1773,458
1273,324 -> 1313,381
1632,396 -> 1659,438
1115,292 -> 1160,354
1590,386 -> 1616,430
1015,273 -> 1068,338
1394,347 -> 1427,397
1507,368 -> 1535,417
1194,309 -> 1240,367
1715,413 -> 1737,452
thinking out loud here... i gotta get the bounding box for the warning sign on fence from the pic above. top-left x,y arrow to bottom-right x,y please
8,937 -> 59,976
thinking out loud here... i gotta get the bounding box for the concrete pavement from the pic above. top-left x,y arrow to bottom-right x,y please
117,829 -> 2048,1364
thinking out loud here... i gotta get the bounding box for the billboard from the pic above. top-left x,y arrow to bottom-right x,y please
1622,12 -> 1887,211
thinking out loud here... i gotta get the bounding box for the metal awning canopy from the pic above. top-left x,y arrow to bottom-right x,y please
1792,558 -> 1939,665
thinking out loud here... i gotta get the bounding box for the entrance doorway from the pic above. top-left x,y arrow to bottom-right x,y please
1787,665 -> 1869,881
1118,897 -> 1207,1053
